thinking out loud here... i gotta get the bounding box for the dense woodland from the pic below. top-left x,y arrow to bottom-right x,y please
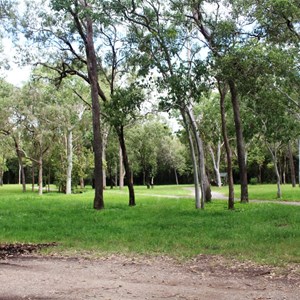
0,0 -> 299,210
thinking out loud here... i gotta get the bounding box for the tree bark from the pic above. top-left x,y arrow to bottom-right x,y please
119,146 -> 124,189
85,16 -> 104,209
219,82 -> 235,209
228,80 -> 248,203
117,126 -> 135,206
185,104 -> 211,206
32,163 -> 35,192
181,110 -> 201,208
209,143 -> 222,187
267,144 -> 282,198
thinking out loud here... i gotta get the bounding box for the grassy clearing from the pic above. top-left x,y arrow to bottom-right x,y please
215,184 -> 300,201
0,184 -> 299,266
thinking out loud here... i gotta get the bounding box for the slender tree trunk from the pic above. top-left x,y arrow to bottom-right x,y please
218,81 -> 234,209
115,165 -> 118,188
48,165 -> 51,192
187,126 -> 201,208
66,129 -> 73,195
117,126 -> 135,206
32,163 -> 35,192
267,144 -> 282,198
119,146 -> 124,189
209,143 -> 222,187
228,80 -> 248,203
282,155 -> 286,185
186,104 -> 211,206
274,156 -> 282,198
80,177 -> 85,189
38,158 -> 43,196
143,170 -> 146,186
174,168 -> 179,185
102,129 -> 109,190
288,141 -> 296,187
85,17 -> 104,209
182,110 -> 201,208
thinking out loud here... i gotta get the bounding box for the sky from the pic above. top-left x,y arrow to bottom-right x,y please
1,38 -> 31,86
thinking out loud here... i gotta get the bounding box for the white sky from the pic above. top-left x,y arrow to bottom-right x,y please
1,38 -> 31,86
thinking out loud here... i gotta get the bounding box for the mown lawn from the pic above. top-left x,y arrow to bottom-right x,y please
216,184 -> 300,201
0,184 -> 299,266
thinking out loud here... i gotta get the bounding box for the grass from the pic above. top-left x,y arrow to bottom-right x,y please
0,184 -> 299,266
215,184 -> 300,201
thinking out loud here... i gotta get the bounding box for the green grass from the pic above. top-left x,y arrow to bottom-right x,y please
0,184 -> 299,266
215,184 -> 300,201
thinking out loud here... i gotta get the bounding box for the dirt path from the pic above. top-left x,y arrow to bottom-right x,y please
0,254 -> 299,300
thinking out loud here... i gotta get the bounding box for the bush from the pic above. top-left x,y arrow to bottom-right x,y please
250,178 -> 258,185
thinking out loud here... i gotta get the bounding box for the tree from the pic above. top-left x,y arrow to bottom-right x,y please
115,0 -> 211,208
20,0 -> 108,207
104,85 -> 145,205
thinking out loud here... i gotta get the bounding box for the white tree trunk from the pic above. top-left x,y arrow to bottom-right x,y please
66,129 -> 73,195
267,143 -> 282,199
187,128 -> 201,208
209,142 -> 222,187
186,104 -> 209,207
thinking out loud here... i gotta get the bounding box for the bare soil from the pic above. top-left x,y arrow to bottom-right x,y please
0,250 -> 299,300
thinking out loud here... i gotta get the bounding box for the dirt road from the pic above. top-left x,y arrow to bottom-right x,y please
1,254 -> 299,299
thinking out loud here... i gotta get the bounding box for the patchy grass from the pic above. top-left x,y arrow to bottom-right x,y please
0,184 -> 299,266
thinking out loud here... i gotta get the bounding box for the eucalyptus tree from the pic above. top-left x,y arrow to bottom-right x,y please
0,79 -> 29,191
157,135 -> 188,185
127,118 -> 172,188
195,93 -> 225,187
114,0 -> 211,208
16,81 -> 62,195
16,0 -> 108,208
103,85 -> 145,205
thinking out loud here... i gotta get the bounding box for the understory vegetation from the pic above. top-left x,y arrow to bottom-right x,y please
0,185 -> 299,266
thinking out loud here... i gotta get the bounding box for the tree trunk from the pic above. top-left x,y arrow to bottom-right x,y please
80,177 -> 85,189
288,141 -> 296,187
48,165 -> 51,192
182,110 -> 201,208
102,129 -> 109,190
174,168 -> 179,185
117,126 -> 135,206
274,155 -> 282,199
185,104 -> 211,206
209,143 -> 222,187
119,146 -> 124,189
267,144 -> 282,198
38,158 -> 43,196
66,129 -> 73,195
32,163 -> 35,192
85,17 -> 104,210
218,81 -> 235,209
228,80 -> 248,203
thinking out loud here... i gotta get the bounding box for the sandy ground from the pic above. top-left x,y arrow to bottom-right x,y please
0,254 -> 299,300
